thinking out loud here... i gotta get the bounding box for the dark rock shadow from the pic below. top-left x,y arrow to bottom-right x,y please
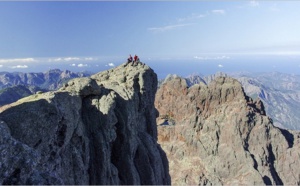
279,128 -> 294,148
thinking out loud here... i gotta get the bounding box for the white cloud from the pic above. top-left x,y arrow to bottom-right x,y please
212,9 -> 226,15
105,63 -> 115,67
0,58 -> 36,63
0,65 -> 3,68
216,56 -> 230,60
218,64 -> 224,68
84,57 -> 95,61
77,64 -> 88,67
194,55 -> 230,60
10,65 -> 28,69
50,57 -> 96,62
71,63 -> 95,67
178,14 -> 206,22
148,23 -> 194,32
53,58 -> 62,62
65,57 -> 80,61
249,1 -> 259,7
53,57 -> 80,62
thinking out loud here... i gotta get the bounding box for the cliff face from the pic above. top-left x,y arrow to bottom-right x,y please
0,63 -> 170,185
155,76 -> 300,185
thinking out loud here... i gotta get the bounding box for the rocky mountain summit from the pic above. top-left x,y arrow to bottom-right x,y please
0,62 -> 170,185
177,72 -> 300,130
155,75 -> 300,185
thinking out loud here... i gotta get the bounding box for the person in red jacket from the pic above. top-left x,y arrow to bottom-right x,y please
133,54 -> 140,66
134,54 -> 138,62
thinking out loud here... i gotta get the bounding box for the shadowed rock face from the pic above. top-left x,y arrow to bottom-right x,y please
155,76 -> 300,185
0,62 -> 170,185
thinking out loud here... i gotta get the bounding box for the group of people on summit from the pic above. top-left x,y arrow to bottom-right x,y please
127,54 -> 140,66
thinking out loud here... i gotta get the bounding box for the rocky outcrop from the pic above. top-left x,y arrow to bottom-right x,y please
187,71 -> 300,130
0,62 -> 170,185
155,75 -> 300,185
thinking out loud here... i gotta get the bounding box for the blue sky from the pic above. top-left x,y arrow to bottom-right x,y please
0,1 -> 300,76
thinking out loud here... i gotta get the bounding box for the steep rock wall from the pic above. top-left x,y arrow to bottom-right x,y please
155,76 -> 300,185
0,62 -> 170,185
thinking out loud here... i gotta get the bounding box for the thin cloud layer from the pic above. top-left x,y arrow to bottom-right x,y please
50,57 -> 96,62
53,57 -> 80,62
194,55 -> 230,60
148,23 -> 194,32
211,9 -> 226,15
178,14 -> 206,22
0,58 -> 36,63
10,65 -> 28,69
149,8 -> 227,33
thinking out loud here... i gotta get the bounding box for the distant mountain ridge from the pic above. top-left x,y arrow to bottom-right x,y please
0,85 -> 45,106
0,69 -> 93,106
0,69 -> 92,90
232,72 -> 300,130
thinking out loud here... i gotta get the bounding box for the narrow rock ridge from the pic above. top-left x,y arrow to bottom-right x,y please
155,75 -> 300,185
0,62 -> 170,185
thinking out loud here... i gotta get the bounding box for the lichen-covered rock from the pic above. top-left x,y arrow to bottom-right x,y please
156,76 -> 300,185
0,62 -> 170,185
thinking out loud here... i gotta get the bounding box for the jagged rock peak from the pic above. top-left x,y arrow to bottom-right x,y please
155,75 -> 300,185
0,62 -> 170,185
204,71 -> 228,84
155,75 -> 265,124
185,73 -> 206,87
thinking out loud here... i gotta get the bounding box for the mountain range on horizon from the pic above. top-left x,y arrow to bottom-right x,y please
0,69 -> 93,106
0,69 -> 93,90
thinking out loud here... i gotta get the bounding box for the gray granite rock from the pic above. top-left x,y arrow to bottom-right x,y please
0,62 -> 170,185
